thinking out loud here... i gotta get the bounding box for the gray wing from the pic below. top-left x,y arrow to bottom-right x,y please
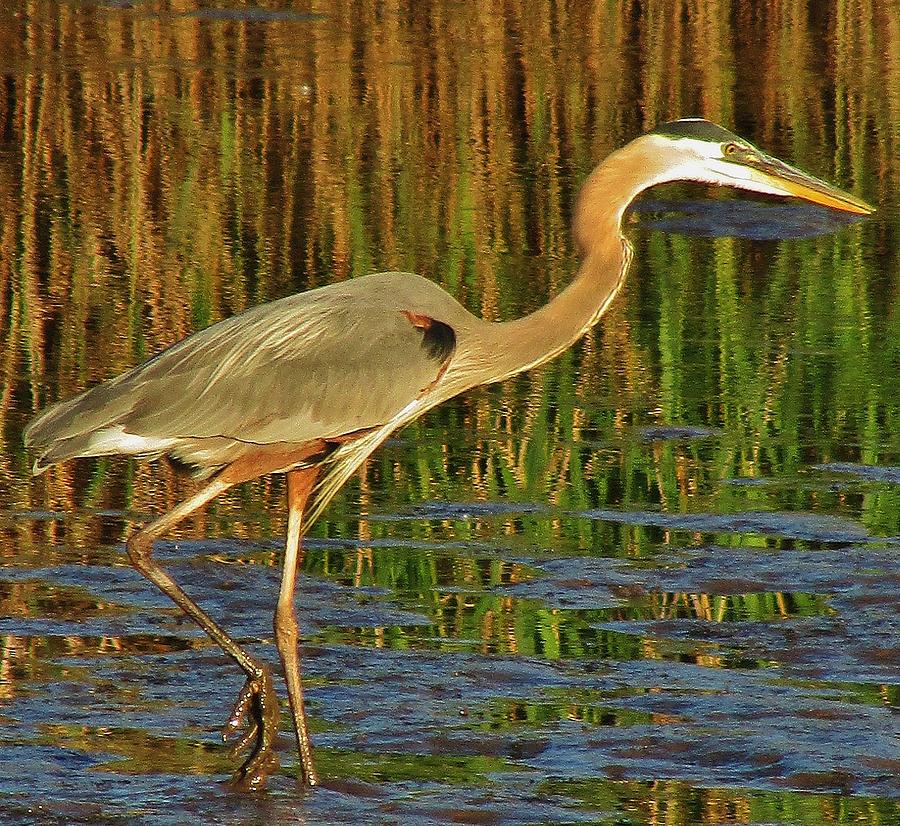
25,275 -> 458,471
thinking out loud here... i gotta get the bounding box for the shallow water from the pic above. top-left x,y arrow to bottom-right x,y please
3,510 -> 899,824
1,1 -> 899,825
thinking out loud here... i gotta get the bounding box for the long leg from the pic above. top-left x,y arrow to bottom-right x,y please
126,475 -> 280,791
274,467 -> 320,786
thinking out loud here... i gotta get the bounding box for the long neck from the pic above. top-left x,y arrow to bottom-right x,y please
470,138 -> 665,383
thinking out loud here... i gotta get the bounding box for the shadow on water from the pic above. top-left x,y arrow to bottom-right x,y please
633,199 -> 869,240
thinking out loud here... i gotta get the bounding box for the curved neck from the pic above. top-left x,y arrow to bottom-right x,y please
471,138 -> 666,383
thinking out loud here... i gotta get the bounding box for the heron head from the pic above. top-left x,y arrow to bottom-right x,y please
644,118 -> 874,215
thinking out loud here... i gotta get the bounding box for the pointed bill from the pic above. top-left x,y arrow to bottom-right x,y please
745,153 -> 874,215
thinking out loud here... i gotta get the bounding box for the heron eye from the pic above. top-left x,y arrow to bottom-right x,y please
723,142 -> 741,156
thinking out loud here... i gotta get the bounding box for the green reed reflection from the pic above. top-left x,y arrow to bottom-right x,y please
1,0 -> 896,553
542,777 -> 900,826
0,0 -> 898,822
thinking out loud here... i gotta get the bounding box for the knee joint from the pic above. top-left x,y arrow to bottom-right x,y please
126,533 -> 153,571
274,604 -> 298,642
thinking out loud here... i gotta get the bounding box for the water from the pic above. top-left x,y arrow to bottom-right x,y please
0,1 -> 898,824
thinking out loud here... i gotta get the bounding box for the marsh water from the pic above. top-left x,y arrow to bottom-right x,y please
0,1 -> 898,824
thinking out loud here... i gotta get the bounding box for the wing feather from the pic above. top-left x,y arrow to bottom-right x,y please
25,273 -> 464,472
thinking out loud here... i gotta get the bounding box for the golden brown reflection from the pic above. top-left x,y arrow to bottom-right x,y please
0,1 -> 895,536
0,2 -> 897,818
0,579 -> 127,619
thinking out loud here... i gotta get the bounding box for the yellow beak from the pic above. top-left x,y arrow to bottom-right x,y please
747,154 -> 875,215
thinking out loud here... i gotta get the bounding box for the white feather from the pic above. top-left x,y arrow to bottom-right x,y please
84,426 -> 178,457
643,135 -> 792,197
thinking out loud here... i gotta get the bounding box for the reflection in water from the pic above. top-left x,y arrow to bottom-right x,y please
634,198 -> 870,240
0,0 -> 898,823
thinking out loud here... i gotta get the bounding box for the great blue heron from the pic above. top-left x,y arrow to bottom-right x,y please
24,119 -> 873,790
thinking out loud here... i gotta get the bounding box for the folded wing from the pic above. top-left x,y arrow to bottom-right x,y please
25,275 -> 458,474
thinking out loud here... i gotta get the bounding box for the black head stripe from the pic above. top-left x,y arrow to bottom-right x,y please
651,119 -> 741,144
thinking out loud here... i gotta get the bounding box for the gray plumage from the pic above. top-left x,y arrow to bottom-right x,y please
26,272 -> 470,474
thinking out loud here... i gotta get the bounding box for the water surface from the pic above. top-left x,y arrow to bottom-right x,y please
0,1 -> 898,824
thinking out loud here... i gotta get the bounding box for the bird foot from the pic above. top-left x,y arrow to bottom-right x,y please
223,667 -> 281,792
